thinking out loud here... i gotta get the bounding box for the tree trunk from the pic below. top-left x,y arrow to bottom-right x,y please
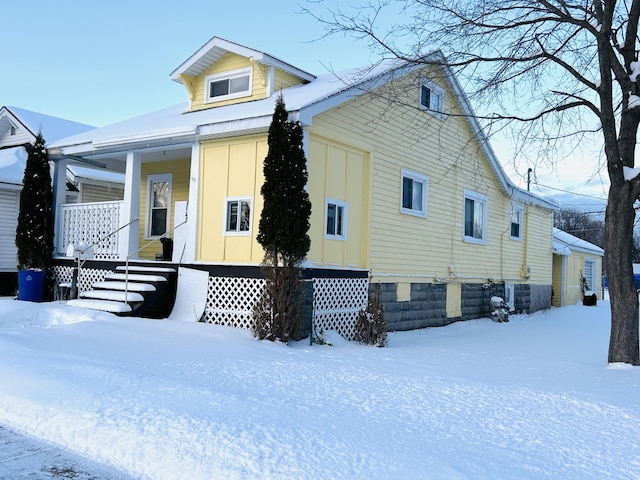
605,184 -> 640,365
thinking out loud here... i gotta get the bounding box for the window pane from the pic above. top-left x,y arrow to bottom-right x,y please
473,201 -> 484,238
421,85 -> 430,109
151,209 -> 167,236
464,198 -> 474,236
211,79 -> 229,97
511,222 -> 520,238
336,206 -> 344,236
239,201 -> 250,231
326,204 -> 336,235
229,75 -> 250,94
402,177 -> 413,209
412,181 -> 422,211
152,182 -> 168,208
227,201 -> 238,231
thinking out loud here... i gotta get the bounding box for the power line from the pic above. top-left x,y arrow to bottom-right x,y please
531,181 -> 608,201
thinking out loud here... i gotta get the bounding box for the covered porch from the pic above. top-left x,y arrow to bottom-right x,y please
51,143 -> 198,263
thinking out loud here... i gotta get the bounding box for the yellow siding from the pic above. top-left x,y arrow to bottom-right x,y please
188,53 -> 306,112
198,135 -> 266,263
556,251 -> 603,306
138,159 -> 190,260
307,136 -> 369,268
552,255 -> 564,307
308,64 -> 554,285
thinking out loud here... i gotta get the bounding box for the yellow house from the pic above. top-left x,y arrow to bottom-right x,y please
552,228 -> 604,306
49,36 -> 558,334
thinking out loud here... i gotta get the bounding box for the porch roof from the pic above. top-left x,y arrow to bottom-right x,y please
553,228 -> 604,257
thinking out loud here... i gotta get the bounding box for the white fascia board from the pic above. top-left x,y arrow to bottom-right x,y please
92,126 -> 197,148
0,182 -> 22,190
196,115 -> 273,139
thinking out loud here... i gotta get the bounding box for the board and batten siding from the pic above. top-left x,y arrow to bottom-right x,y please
307,136 -> 369,268
0,188 -> 19,271
306,63 -> 554,286
138,159 -> 190,260
198,135 -> 266,263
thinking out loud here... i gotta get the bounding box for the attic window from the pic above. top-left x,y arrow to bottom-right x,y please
420,79 -> 444,118
9,125 -> 16,136
205,68 -> 252,103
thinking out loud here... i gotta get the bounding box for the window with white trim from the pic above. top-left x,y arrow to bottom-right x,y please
224,197 -> 252,235
510,204 -> 524,240
584,258 -> 598,292
325,199 -> 348,240
420,79 -> 444,117
401,169 -> 428,217
205,68 -> 252,103
464,189 -> 488,244
146,174 -> 172,238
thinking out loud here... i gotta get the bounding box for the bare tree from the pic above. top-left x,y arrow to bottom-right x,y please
306,0 -> 640,364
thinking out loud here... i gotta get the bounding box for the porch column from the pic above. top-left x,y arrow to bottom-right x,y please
118,151 -> 141,259
52,157 -> 69,255
183,142 -> 200,263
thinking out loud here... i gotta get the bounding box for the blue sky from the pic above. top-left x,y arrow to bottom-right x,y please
1,0 -> 609,211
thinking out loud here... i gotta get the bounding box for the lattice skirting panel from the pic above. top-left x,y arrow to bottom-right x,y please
53,265 -> 111,294
313,277 -> 369,341
203,276 -> 265,330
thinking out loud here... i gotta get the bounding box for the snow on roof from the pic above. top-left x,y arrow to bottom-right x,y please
0,146 -> 27,186
4,106 -> 95,144
553,227 -> 604,256
67,165 -> 124,185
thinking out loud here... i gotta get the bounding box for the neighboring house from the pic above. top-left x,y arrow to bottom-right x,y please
552,228 -> 604,307
48,36 -> 558,335
0,106 -> 98,294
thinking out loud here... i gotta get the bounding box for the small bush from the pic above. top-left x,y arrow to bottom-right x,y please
355,283 -> 387,347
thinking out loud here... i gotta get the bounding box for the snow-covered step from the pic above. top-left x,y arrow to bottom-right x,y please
92,281 -> 156,292
80,290 -> 145,303
115,266 -> 177,274
104,273 -> 168,283
67,299 -> 133,314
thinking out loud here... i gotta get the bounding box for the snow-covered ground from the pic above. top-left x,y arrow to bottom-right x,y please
0,297 -> 637,480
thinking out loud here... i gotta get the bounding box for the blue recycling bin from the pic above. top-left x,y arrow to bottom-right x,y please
18,269 -> 45,302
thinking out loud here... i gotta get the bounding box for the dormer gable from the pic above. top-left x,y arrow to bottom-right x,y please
0,107 -> 35,148
170,36 -> 316,112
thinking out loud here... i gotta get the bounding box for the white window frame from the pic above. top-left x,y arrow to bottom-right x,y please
224,196 -> 253,236
420,79 -> 445,118
401,168 -> 429,218
584,258 -> 598,292
325,198 -> 348,240
510,204 -> 524,240
463,189 -> 488,244
145,174 -> 172,239
204,67 -> 253,104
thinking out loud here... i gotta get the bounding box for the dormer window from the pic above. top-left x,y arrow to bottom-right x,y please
205,67 -> 252,103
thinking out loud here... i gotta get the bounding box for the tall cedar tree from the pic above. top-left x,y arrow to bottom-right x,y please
15,133 -> 55,300
257,94 -> 311,265
254,95 -> 311,342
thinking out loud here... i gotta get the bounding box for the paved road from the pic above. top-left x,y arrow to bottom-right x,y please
0,425 -> 133,479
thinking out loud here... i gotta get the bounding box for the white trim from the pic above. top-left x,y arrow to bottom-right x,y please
223,196 -> 253,236
400,168 -> 429,218
204,67 -> 253,104
463,188 -> 488,245
324,198 -> 348,240
584,257 -> 598,292
420,78 -> 445,119
510,203 -> 524,241
145,173 -> 172,239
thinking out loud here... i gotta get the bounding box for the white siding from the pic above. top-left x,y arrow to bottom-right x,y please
0,189 -> 19,271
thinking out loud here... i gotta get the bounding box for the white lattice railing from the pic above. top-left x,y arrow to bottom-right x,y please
313,277 -> 369,340
58,201 -> 123,259
53,265 -> 110,295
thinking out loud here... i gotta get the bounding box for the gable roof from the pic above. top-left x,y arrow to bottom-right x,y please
170,36 -> 316,84
0,146 -> 27,187
49,41 -> 557,211
553,228 -> 604,256
0,106 -> 95,144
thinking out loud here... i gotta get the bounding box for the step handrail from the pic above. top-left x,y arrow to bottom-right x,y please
122,218 -> 188,304
71,217 -> 139,300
